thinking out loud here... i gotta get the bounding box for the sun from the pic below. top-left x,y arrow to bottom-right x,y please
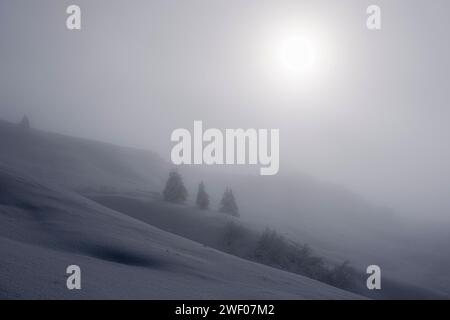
260,22 -> 333,94
277,35 -> 316,75
269,30 -> 321,82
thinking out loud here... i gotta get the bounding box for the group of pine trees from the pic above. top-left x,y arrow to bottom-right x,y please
162,170 -> 239,217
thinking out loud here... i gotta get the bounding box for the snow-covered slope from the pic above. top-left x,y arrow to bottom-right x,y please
0,165 -> 363,299
0,120 -> 399,269
0,119 -> 446,298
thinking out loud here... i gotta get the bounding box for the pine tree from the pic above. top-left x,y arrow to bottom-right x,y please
163,170 -> 188,204
19,115 -> 30,130
219,187 -> 239,217
196,181 -> 210,210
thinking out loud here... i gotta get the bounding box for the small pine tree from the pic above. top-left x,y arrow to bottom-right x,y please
219,187 -> 239,217
196,181 -> 210,210
19,115 -> 30,130
163,170 -> 188,204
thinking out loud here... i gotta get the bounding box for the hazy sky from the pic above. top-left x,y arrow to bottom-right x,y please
1,0 -> 450,220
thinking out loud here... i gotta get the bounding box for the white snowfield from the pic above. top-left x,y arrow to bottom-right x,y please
0,165 -> 363,299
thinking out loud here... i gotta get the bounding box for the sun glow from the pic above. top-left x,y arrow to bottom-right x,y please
261,22 -> 334,95
276,34 -> 316,75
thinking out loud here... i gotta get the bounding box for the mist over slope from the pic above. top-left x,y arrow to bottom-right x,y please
0,119 -> 169,191
0,119 -> 397,259
0,119 -> 448,298
0,118 -> 396,238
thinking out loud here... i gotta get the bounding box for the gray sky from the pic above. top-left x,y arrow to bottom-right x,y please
1,0 -> 450,220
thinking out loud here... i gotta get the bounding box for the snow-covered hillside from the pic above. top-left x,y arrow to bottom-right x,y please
0,165 -> 362,299
0,119 -> 446,299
